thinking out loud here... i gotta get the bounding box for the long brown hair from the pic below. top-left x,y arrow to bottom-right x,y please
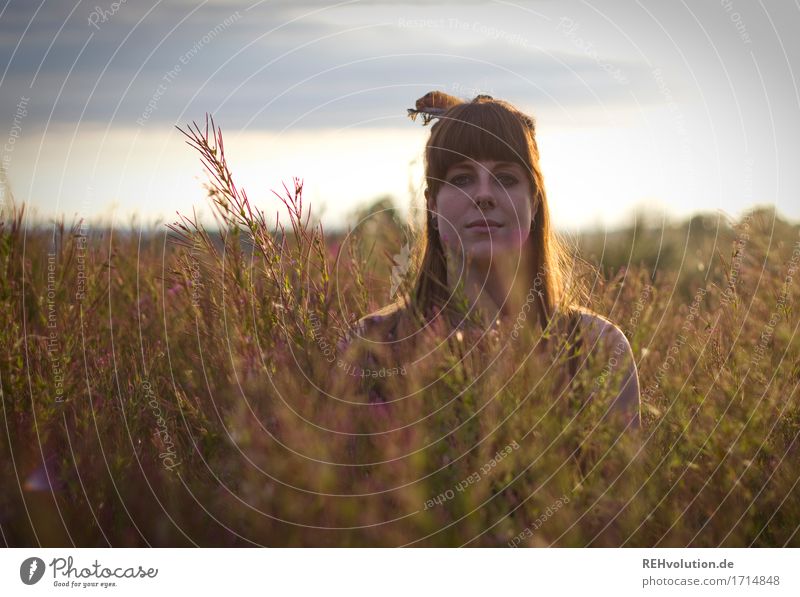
405,91 -> 578,332
354,91 -> 589,399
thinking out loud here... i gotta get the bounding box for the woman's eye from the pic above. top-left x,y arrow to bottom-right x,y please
496,173 -> 518,186
449,174 -> 471,186
447,172 -> 518,187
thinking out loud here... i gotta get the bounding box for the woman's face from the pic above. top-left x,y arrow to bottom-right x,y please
430,159 -> 535,264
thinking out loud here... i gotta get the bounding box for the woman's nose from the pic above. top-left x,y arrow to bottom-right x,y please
473,172 -> 496,208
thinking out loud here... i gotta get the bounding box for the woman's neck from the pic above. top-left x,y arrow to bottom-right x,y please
444,241 -> 536,330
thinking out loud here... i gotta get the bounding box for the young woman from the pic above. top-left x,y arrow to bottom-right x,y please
347,91 -> 640,430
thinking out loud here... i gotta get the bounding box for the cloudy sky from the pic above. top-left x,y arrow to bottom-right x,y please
1,0 -> 798,231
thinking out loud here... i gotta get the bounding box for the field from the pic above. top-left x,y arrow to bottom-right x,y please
1,121 -> 799,547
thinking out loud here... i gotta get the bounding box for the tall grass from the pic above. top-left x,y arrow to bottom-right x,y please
1,118 -> 798,546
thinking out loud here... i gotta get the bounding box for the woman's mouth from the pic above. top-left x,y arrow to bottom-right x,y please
465,218 -> 503,230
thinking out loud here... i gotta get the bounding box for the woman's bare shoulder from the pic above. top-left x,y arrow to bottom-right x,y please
571,307 -> 641,428
572,306 -> 630,352
353,301 -> 406,339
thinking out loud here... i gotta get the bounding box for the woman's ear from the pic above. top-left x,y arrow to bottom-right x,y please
425,188 -> 440,231
425,188 -> 435,212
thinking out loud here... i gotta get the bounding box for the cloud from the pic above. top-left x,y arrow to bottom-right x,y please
1,0 -> 656,133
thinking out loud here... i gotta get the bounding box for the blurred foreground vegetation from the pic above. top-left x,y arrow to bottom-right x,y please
1,125 -> 798,546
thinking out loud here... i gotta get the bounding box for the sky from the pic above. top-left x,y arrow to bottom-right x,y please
1,0 -> 799,232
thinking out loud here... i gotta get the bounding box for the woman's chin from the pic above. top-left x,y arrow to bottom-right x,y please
463,239 -> 518,263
